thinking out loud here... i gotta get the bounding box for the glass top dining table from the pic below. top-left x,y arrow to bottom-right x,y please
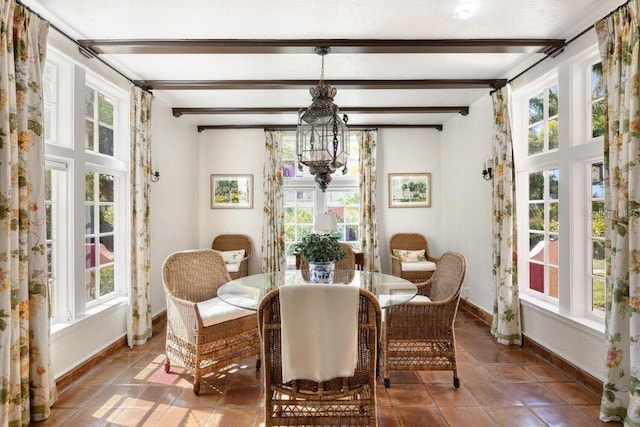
217,270 -> 418,311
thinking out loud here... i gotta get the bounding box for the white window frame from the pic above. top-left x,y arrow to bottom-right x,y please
44,47 -> 130,326
513,43 -> 605,328
282,133 -> 360,267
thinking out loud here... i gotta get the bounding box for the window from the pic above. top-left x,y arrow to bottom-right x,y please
44,48 -> 129,326
514,46 -> 605,324
527,169 -> 559,301
282,134 -> 360,268
589,161 -> 606,314
527,83 -> 559,155
590,62 -> 605,139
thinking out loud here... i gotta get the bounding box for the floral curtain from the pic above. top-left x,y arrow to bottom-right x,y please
490,86 -> 522,346
0,1 -> 54,424
596,2 -> 640,423
357,130 -> 381,272
261,130 -> 285,272
128,86 -> 153,347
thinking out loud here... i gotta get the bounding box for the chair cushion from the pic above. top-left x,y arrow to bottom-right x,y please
226,262 -> 241,273
196,297 -> 254,327
393,249 -> 426,263
401,260 -> 437,272
409,295 -> 432,303
214,249 -> 245,264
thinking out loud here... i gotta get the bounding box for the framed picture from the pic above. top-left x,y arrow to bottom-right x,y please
211,174 -> 253,209
388,173 -> 431,208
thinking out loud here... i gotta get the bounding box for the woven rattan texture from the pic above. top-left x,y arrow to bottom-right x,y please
162,249 -> 260,394
382,251 -> 466,389
258,288 -> 381,426
211,234 -> 252,279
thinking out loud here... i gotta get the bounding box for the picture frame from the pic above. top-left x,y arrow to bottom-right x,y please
388,173 -> 431,208
211,174 -> 253,209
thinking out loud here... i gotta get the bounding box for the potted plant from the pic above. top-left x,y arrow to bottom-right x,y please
294,233 -> 346,283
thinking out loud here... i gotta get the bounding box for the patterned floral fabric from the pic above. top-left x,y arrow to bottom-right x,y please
490,86 -> 522,346
0,2 -> 54,424
392,249 -> 426,263
261,131 -> 285,272
214,249 -> 245,264
357,130 -> 381,272
596,3 -> 640,423
128,86 -> 153,347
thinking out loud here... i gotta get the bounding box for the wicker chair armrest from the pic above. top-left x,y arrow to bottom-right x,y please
391,256 -> 403,277
165,293 -> 204,337
385,300 -> 458,339
414,279 -> 433,297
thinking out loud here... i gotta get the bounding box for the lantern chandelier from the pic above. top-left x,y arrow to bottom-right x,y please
296,47 -> 349,192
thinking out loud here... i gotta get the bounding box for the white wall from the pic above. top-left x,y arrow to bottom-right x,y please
377,128 -> 443,273
149,100 -> 200,316
197,130 -> 265,274
441,96 -> 494,312
196,128 -> 443,275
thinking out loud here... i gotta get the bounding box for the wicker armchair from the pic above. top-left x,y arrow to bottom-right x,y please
389,233 -> 440,283
381,251 -> 467,389
298,243 -> 356,271
211,234 -> 252,279
258,287 -> 381,426
162,249 -> 260,394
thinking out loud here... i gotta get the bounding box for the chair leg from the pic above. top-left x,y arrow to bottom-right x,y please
193,365 -> 201,395
256,356 -> 261,370
453,376 -> 460,389
164,356 -> 170,373
383,377 -> 390,388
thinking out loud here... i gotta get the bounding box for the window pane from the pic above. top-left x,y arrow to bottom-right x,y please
591,62 -> 604,100
548,85 -> 558,117
85,172 -> 95,201
284,207 -> 295,223
85,269 -> 96,301
98,125 -> 114,156
46,205 -> 52,239
528,124 -> 544,155
85,238 -> 96,268
296,207 -> 313,223
592,276 -> 605,312
529,203 -> 544,230
548,266 -> 559,298
528,92 -> 544,124
549,202 -> 559,232
283,160 -> 296,178
529,172 -> 544,200
592,165 -> 604,199
548,118 -> 559,150
329,206 -> 344,222
592,101 -> 605,138
592,239 -> 605,274
100,266 -> 115,296
549,169 -> 559,200
345,224 -> 358,242
99,206 -> 114,233
345,206 -> 359,223
85,205 -> 95,234
548,235 -> 559,265
592,201 -> 605,237
85,119 -> 94,151
99,174 -> 114,202
529,232 -> 544,253
529,261 -> 544,293
100,236 -> 114,264
98,93 -> 114,125
85,88 -> 95,118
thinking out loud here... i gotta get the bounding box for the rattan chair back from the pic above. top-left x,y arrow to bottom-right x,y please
211,234 -> 252,258
258,287 -> 381,426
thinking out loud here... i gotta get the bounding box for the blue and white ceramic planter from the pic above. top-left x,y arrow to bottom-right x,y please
308,261 -> 335,284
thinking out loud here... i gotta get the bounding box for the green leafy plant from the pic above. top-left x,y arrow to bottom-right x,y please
294,233 -> 346,263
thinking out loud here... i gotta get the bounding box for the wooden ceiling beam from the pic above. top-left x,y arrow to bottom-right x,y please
197,124 -> 444,132
138,79 -> 506,90
172,106 -> 469,117
78,38 -> 565,56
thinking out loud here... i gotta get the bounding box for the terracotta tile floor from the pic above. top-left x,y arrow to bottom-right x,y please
39,310 -> 621,426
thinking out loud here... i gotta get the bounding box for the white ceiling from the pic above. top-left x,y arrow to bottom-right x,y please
24,0 -> 625,129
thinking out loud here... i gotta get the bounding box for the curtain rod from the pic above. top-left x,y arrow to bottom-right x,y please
16,0 -> 144,92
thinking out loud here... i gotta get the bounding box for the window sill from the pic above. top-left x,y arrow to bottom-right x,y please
519,294 -> 605,339
51,296 -> 128,336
